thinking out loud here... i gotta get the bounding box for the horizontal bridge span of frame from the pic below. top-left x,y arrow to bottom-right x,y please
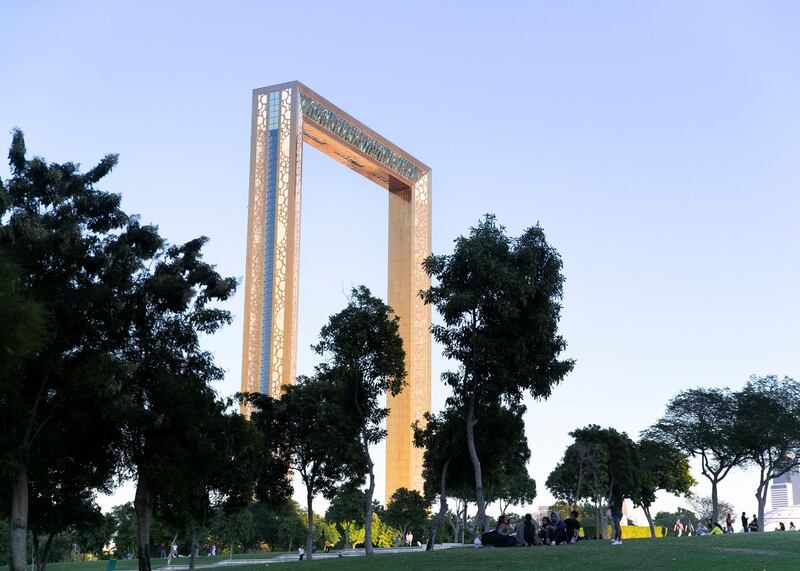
253,82 -> 430,191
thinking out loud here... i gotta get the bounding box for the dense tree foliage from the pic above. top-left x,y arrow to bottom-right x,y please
421,215 -> 573,532
643,387 -> 744,525
630,439 -> 695,538
736,375 -> 800,531
0,130 -> 153,571
313,286 -> 406,555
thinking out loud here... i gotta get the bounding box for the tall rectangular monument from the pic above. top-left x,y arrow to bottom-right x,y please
241,82 -> 431,498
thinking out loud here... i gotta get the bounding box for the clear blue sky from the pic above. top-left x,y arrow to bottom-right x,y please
2,0 -> 798,520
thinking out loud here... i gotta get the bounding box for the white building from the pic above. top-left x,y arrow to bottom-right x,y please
764,469 -> 800,530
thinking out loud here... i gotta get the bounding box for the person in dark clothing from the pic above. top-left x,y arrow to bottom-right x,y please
539,516 -> 551,544
523,514 -> 538,546
564,510 -> 581,543
608,484 -> 624,544
549,512 -> 567,545
481,515 -> 517,547
741,512 -> 748,532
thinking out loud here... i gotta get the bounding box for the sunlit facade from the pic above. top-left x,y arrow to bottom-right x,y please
241,81 -> 431,498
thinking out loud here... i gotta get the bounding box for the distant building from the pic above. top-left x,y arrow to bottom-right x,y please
764,468 -> 800,529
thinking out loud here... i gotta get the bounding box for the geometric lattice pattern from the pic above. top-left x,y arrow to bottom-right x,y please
241,81 -> 431,498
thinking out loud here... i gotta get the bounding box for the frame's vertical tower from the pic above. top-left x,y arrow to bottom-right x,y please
241,83 -> 303,399
241,81 -> 430,499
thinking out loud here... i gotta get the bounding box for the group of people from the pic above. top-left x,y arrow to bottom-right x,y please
674,511 -> 798,536
479,510 -> 582,547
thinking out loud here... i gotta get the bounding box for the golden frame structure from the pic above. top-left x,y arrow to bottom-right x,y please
240,81 -> 431,497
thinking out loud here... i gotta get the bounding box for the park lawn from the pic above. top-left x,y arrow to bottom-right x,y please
246,533 -> 800,570
26,553 -> 287,571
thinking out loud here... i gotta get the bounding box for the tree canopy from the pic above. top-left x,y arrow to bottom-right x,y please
421,215 -> 573,532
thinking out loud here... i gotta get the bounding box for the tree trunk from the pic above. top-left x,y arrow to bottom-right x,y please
363,435 -> 376,556
710,477 -> 720,526
188,529 -> 198,571
461,501 -> 467,543
305,490 -> 314,561
343,526 -> 350,551
756,479 -> 768,532
10,465 -> 29,571
643,505 -> 656,539
134,475 -> 153,571
465,394 -> 486,536
427,459 -> 451,551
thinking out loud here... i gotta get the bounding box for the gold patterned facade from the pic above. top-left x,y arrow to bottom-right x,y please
241,82 -> 431,498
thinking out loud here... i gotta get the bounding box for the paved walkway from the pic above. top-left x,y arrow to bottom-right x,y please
161,544 -> 467,568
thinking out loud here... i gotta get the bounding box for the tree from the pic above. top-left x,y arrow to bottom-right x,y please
246,374 -> 359,561
325,484 -> 366,550
1,131 -> 153,571
114,234 -> 237,571
687,495 -> 736,527
630,439 -> 695,538
653,508 -> 697,535
421,215 -> 574,532
644,387 -> 745,526
736,375 -> 800,531
384,488 -> 429,541
313,286 -> 407,555
491,472 -> 537,516
547,426 -> 640,539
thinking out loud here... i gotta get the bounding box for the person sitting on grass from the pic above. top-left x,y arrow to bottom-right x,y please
539,516 -> 551,544
709,523 -> 724,535
480,515 -> 517,547
515,514 -> 539,546
749,516 -> 759,532
696,521 -> 708,536
564,510 -> 581,544
549,512 -> 567,545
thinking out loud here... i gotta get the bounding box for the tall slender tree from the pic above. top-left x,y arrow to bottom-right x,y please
244,375 -> 359,561
421,215 -> 573,532
313,286 -> 406,555
630,439 -> 694,538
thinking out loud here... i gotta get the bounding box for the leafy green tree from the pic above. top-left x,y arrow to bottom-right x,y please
644,387 -> 745,525
0,131 -> 155,571
421,215 -> 573,532
687,495 -> 736,528
653,508 -> 697,535
247,499 -> 304,552
325,484 -> 366,550
313,286 -> 407,555
384,488 -> 429,541
246,374 -> 359,561
547,426 -> 640,539
630,439 -> 695,538
735,375 -> 800,531
413,404 -> 463,550
112,233 -> 237,571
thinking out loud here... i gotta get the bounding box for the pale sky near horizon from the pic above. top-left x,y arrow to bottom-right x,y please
2,0 -> 799,525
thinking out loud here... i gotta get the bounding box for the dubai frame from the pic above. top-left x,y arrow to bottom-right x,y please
240,81 -> 431,497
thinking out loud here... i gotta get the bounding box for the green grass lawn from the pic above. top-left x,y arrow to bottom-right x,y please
249,533 -> 800,570
23,553 -> 287,571
15,534 -> 800,571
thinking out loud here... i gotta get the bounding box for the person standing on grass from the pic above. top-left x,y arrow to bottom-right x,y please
674,517 -> 684,537
298,546 -> 305,561
608,484 -> 624,545
741,512 -> 749,532
725,512 -> 733,533
685,519 -> 695,537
